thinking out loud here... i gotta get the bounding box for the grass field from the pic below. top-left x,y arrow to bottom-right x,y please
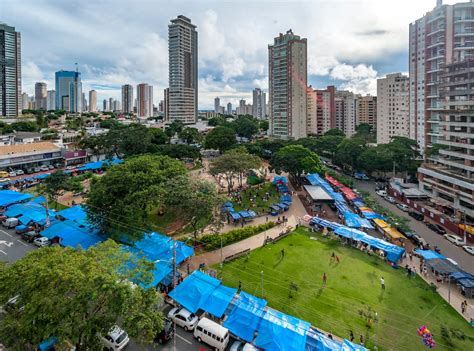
232,182 -> 280,213
217,228 -> 473,351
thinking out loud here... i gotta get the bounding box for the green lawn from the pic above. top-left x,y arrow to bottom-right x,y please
232,182 -> 280,213
217,228 -> 473,351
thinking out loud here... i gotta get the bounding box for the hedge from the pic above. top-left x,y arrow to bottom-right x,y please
200,222 -> 277,251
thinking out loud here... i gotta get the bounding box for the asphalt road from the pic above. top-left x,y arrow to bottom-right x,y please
353,180 -> 474,274
0,227 -> 35,262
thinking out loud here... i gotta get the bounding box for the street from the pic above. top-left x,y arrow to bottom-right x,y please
0,227 -> 35,262
354,180 -> 474,274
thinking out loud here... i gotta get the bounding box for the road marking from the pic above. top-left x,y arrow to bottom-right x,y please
0,240 -> 13,247
0,249 -> 7,255
0,229 -> 13,238
16,240 -> 28,247
175,333 -> 192,345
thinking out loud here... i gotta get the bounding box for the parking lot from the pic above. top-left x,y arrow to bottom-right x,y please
0,226 -> 35,262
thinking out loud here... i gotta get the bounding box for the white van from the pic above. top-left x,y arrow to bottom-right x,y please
194,318 -> 230,351
2,217 -> 19,229
100,325 -> 130,351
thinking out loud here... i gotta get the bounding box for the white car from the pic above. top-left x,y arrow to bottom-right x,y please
15,169 -> 24,175
8,171 -> 16,177
385,196 -> 396,204
33,236 -> 51,247
443,234 -> 464,246
376,190 -> 387,197
396,203 -> 409,212
446,257 -> 458,266
66,165 -> 76,170
100,325 -> 130,351
168,307 -> 199,331
39,165 -> 49,171
229,340 -> 260,351
462,245 -> 474,255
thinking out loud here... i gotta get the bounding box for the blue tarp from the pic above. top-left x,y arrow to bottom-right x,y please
352,199 -> 366,208
306,329 -> 367,351
30,196 -> 46,204
458,278 -> 474,288
238,210 -> 256,218
344,212 -> 374,229
360,211 -> 385,220
223,202 -> 233,208
168,271 -> 221,313
202,284 -> 238,318
255,308 -> 311,351
414,250 -> 446,261
57,205 -> 88,225
77,160 -> 104,171
335,226 -> 405,262
0,190 -> 33,207
5,201 -> 56,226
224,291 -> 267,342
230,212 -> 241,220
450,271 -> 473,281
276,184 -> 289,193
34,173 -> 49,180
141,261 -> 173,289
132,232 -> 194,265
37,337 -> 58,351
306,174 -> 345,202
272,176 -> 288,184
309,217 -> 344,230
269,204 -> 282,212
280,195 -> 292,203
41,220 -> 103,250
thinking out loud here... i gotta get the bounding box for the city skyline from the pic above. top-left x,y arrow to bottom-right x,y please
2,0 -> 458,109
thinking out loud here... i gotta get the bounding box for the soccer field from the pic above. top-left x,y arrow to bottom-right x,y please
218,228 -> 473,351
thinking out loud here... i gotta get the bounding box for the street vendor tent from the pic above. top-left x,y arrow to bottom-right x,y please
132,232 -> 194,265
0,190 -> 33,207
41,220 -> 103,249
426,258 -> 461,275
57,205 -> 88,225
344,212 -> 374,229
5,199 -> 56,226
203,284 -> 238,318
414,250 -> 446,261
272,175 -> 288,184
310,217 -> 344,230
306,328 -> 367,351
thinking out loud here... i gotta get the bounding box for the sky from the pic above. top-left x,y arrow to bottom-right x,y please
1,0 -> 461,110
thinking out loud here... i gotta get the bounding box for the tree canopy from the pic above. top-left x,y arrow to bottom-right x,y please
231,116 -> 259,140
333,138 -> 365,171
39,170 -> 83,206
270,145 -> 324,178
178,127 -> 202,145
204,126 -> 236,153
0,241 -> 163,350
86,155 -> 187,241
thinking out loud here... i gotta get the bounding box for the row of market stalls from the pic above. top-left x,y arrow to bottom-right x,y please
415,250 -> 474,299
222,202 -> 258,223
169,271 -> 366,351
270,176 -> 293,216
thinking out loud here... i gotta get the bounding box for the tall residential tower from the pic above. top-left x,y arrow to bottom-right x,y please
121,84 -> 133,114
0,23 -> 21,117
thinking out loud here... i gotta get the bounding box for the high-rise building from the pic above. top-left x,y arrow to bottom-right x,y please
35,82 -> 47,110
166,15 -> 198,124
214,97 -> 220,113
418,59 -> 474,220
46,90 -> 55,111
82,92 -> 87,112
409,1 -> 474,150
113,99 -> 121,112
376,73 -> 409,144
335,90 -> 357,137
357,95 -> 377,130
21,92 -> 29,110
252,88 -> 266,119
121,84 -> 133,114
103,99 -> 108,112
55,70 -> 82,112
0,23 -> 21,117
159,100 -> 164,113
307,86 -> 335,136
89,90 -> 97,112
227,102 -> 232,115
137,83 -> 153,117
109,97 -> 114,112
268,30 -> 307,139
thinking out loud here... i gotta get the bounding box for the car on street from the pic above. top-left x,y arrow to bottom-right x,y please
100,325 -> 130,351
39,165 -> 49,171
155,318 -> 174,344
443,234 -> 464,246
426,222 -> 447,235
26,168 -> 34,174
8,171 -> 16,177
2,217 -> 19,228
33,167 -> 41,173
229,340 -> 260,351
21,231 -> 40,243
462,245 -> 474,255
48,164 -> 55,170
396,203 -> 410,212
33,236 -> 51,247
168,307 -> 199,331
376,190 -> 387,197
0,171 -> 9,178
66,165 -> 76,170
384,196 -> 396,204
411,233 -> 428,248
15,169 -> 24,175
408,211 -> 424,221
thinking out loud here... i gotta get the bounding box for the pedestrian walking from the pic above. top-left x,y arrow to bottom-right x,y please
238,281 -> 242,293
359,335 -> 364,345
186,263 -> 190,275
461,301 -> 465,314
331,252 -> 335,262
380,277 -> 385,290
323,272 -> 327,285
336,255 -> 340,264
350,330 -> 354,342
266,216 -> 268,223
281,249 -> 285,258
409,252 -> 413,261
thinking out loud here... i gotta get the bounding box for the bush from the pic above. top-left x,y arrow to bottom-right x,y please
200,222 -> 277,251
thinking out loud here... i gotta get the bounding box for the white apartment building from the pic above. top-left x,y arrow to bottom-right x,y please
335,90 -> 357,137
89,90 -> 97,112
46,90 -> 55,111
376,73 -> 410,144
252,88 -> 266,119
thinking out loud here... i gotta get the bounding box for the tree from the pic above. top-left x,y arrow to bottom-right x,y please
164,120 -> 184,139
0,241 -> 163,350
425,143 -> 448,158
270,145 -> 324,179
178,127 -> 202,145
324,128 -> 345,137
207,116 -> 227,127
353,123 -> 375,143
149,128 -> 167,145
39,170 -> 82,208
333,138 -> 365,171
357,146 -> 393,175
231,116 -> 259,140
204,126 -> 236,153
86,155 -> 187,241
162,176 -> 222,245
155,144 -> 201,161
259,120 -> 269,132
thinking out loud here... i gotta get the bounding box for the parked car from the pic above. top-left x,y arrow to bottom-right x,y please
385,196 -> 396,204
39,165 -> 49,171
33,167 -> 41,173
8,171 -> 16,177
443,234 -> 464,246
411,234 -> 428,248
408,211 -> 424,221
168,307 -> 198,331
376,190 -> 387,197
354,172 -> 370,180
33,236 -> 51,247
21,231 -> 40,243
229,340 -> 260,351
155,318 -> 174,344
2,217 -> 19,229
66,165 -> 76,170
54,163 -> 62,168
15,169 -> 24,175
100,325 -> 130,351
26,168 -> 34,174
0,178 -> 10,184
193,317 -> 230,351
0,171 -> 9,178
426,222 -> 446,235
48,165 -> 55,170
462,245 -> 474,255
396,203 -> 410,212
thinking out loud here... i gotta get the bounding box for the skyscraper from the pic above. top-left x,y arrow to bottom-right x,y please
0,23 -> 21,117
227,102 -> 232,115
21,92 -> 28,110
103,99 -> 108,112
409,1 -> 474,150
214,97 -> 220,113
46,90 -> 55,111
55,70 -> 82,112
121,84 -> 133,114
35,82 -> 47,110
137,83 -> 153,117
166,15 -> 198,124
82,92 -> 87,112
89,90 -> 97,112
109,97 -> 114,112
268,30 -> 307,139
252,88 -> 266,119
335,90 -> 357,137
377,73 -> 409,144
357,95 -> 377,130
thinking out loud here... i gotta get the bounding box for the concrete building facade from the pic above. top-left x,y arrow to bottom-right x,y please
121,84 -> 133,114
377,73 -> 410,144
166,15 -> 198,124
0,23 -> 21,117
252,88 -> 266,119
335,90 -> 357,137
214,97 -> 220,113
137,83 -> 153,117
268,30 -> 307,139
357,95 -> 377,130
88,90 -> 97,112
34,82 -> 47,110
46,90 -> 55,111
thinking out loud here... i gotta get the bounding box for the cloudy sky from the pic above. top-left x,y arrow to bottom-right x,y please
2,0 -> 459,109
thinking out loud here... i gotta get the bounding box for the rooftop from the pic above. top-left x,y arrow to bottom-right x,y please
0,142 -> 60,157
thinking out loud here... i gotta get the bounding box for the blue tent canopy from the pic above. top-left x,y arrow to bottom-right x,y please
141,261 -> 173,289
230,212 -> 241,220
449,271 -> 473,281
132,232 -> 194,265
37,337 -> 58,351
77,160 -> 104,171
361,212 -> 385,220
414,249 -> 446,261
57,205 -> 88,225
5,201 -> 56,226
202,284 -> 237,318
458,278 -> 474,288
168,271 -> 221,313
280,195 -> 292,203
41,220 -> 103,250
276,202 -> 289,210
30,196 -> 47,205
309,217 -> 344,230
306,173 -> 345,202
239,210 -> 256,219
352,199 -> 366,208
224,291 -> 267,342
34,173 -> 49,180
0,190 -> 33,207
272,175 -> 288,185
344,212 -> 374,229
255,308 -> 310,351
269,204 -> 281,212
223,202 -> 233,208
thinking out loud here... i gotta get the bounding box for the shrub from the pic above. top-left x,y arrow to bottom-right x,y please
200,222 -> 277,251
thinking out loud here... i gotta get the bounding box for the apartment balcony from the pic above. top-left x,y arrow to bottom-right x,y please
428,14 -> 445,24
427,26 -> 446,36
427,40 -> 445,49
426,54 -> 445,62
435,157 -> 474,172
439,148 -> 474,160
454,43 -> 474,50
439,120 -> 474,127
440,77 -> 474,86
442,89 -> 474,96
419,164 -> 474,189
454,17 -> 474,23
442,130 -> 474,139
445,99 -> 474,106
438,139 -> 474,150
